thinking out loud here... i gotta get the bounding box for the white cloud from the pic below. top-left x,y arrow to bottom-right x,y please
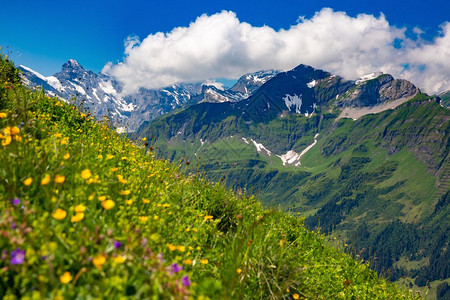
106,8 -> 450,95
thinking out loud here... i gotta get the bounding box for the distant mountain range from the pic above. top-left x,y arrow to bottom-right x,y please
19,60 -> 278,131
136,63 -> 449,290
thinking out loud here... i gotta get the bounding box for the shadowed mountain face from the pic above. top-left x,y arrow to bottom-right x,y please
136,63 -> 448,288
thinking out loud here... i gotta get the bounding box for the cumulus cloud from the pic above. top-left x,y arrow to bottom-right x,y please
105,8 -> 450,94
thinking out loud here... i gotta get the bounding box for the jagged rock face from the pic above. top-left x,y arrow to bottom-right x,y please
337,74 -> 420,107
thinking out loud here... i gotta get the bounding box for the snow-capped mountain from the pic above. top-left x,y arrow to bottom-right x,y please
19,60 -> 277,131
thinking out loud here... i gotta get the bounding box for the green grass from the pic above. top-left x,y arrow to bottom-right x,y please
0,55 -> 421,299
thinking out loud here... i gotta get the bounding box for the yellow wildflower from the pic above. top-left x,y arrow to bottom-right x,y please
183,259 -> 192,265
113,256 -> 126,264
200,259 -> 209,265
110,167 -> 119,172
54,175 -> 65,184
117,174 -> 127,184
81,169 -> 92,180
63,153 -> 70,160
153,215 -> 159,221
59,272 -> 72,284
23,177 -> 33,186
102,200 -> 115,210
1,136 -> 11,146
204,215 -> 214,222
162,203 -> 170,208
167,244 -> 176,251
10,126 -> 20,135
0,112 -> 7,118
75,204 -> 86,212
93,254 -> 106,269
106,154 -> 114,160
293,294 -> 300,300
236,268 -> 242,274
97,195 -> 107,201
71,212 -> 84,223
52,208 -> 67,220
41,174 -> 51,185
119,190 -> 131,195
139,216 -> 149,222
177,245 -> 186,252
126,199 -> 133,205
142,198 -> 150,204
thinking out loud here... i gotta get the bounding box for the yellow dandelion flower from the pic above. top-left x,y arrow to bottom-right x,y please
93,254 -> 106,269
10,126 -> 20,135
75,204 -> 86,212
177,245 -> 186,252
71,212 -> 84,223
139,216 -> 149,222
119,190 -> 131,195
97,195 -> 107,201
59,272 -> 72,284
60,137 -> 69,145
52,208 -> 67,220
63,153 -> 70,160
293,293 -> 300,300
204,215 -> 213,222
162,203 -> 170,208
126,199 -> 133,205
106,154 -> 114,160
0,112 -> 7,118
153,215 -> 159,221
200,259 -> 208,265
142,198 -> 150,204
236,268 -> 242,274
167,244 -> 176,251
113,256 -> 126,264
23,177 -> 33,186
81,169 -> 92,180
102,200 -> 115,210
110,167 -> 119,172
13,135 -> 22,142
41,174 -> 51,185
54,175 -> 65,184
54,133 -> 62,138
183,258 -> 192,265
97,154 -> 103,159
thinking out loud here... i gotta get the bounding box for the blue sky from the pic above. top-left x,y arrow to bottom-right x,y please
1,0 -> 449,93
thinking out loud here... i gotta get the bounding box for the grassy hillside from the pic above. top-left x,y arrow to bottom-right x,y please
0,56 -> 421,298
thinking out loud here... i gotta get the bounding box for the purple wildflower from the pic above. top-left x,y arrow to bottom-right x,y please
171,263 -> 183,273
113,241 -> 122,249
10,222 -> 17,230
1,250 -> 7,260
10,248 -> 25,265
157,253 -> 164,263
11,198 -> 20,206
181,275 -> 191,287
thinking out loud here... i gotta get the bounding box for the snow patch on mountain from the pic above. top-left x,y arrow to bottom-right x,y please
283,94 -> 303,114
307,80 -> 317,88
242,137 -> 249,144
250,139 -> 271,156
277,133 -> 319,166
355,72 -> 383,84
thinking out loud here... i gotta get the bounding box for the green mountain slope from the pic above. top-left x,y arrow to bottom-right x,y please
0,55 -> 420,298
138,64 -> 449,296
